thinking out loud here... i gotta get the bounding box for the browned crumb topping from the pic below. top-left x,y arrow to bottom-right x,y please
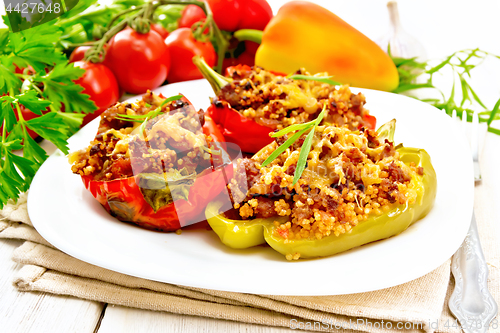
70,91 -> 212,181
215,67 -> 372,130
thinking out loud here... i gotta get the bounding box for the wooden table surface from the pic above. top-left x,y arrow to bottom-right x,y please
1,0 -> 500,332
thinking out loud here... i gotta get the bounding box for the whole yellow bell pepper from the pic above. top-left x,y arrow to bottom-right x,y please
205,147 -> 436,259
254,1 -> 399,91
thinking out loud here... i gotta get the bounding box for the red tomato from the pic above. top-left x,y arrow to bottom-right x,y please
178,1 -> 240,31
165,28 -> 216,83
105,28 -> 170,94
73,61 -> 120,126
69,46 -> 91,63
207,0 -> 241,31
14,65 -> 35,75
236,0 -> 272,30
178,5 -> 206,29
178,0 -> 272,32
70,45 -> 110,64
150,23 -> 169,39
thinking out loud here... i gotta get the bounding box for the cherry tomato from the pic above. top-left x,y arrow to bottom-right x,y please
14,64 -> 35,75
179,0 -> 272,32
178,5 -> 205,29
106,28 -> 170,94
165,28 -> 216,83
236,0 -> 272,30
178,1 -> 240,32
69,46 -> 91,63
206,0 -> 241,32
150,23 -> 169,39
73,61 -> 120,126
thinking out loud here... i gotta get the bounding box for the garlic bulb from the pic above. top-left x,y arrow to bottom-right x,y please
377,1 -> 427,61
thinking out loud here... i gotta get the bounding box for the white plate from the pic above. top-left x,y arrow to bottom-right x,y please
28,79 -> 473,296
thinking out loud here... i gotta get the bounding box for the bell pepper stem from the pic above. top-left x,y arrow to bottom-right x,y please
192,55 -> 232,94
376,119 -> 396,142
233,29 -> 263,44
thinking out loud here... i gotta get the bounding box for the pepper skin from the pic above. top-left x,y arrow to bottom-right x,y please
255,1 -> 399,92
194,57 -> 377,153
83,161 -> 232,231
205,147 -> 436,258
80,98 -> 232,232
207,101 -> 274,153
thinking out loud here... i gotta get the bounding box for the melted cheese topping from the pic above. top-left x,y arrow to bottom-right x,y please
275,84 -> 318,114
147,113 -> 206,149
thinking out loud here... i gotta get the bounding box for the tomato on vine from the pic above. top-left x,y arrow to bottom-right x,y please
69,46 -> 91,63
150,23 -> 170,39
178,4 -> 205,29
105,27 -> 170,94
235,0 -> 272,30
165,27 -> 216,83
73,61 -> 120,126
179,0 -> 271,32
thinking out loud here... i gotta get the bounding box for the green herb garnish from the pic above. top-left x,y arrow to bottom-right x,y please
390,48 -> 500,134
287,74 -> 341,86
262,104 -> 327,185
115,94 -> 183,123
0,23 -> 96,209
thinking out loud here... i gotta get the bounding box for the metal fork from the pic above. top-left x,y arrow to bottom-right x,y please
449,111 -> 497,333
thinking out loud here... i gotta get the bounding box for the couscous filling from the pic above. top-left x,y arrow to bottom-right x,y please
215,67 -> 373,130
227,125 -> 424,242
70,92 -> 212,182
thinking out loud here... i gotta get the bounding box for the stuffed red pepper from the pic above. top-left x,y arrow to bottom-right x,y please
69,91 -> 231,231
194,56 -> 377,154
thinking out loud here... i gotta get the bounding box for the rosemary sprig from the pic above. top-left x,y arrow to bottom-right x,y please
287,74 -> 341,86
262,104 -> 327,185
390,48 -> 500,135
115,94 -> 183,135
115,94 -> 183,123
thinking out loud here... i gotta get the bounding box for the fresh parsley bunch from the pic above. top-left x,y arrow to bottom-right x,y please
0,22 -> 97,208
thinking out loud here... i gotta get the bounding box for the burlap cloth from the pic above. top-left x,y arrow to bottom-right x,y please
1,191 -> 498,333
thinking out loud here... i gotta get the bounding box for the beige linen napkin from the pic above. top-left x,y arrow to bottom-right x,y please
1,192 -> 498,333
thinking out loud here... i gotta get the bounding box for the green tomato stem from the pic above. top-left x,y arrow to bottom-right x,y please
106,6 -> 145,29
86,0 -> 230,73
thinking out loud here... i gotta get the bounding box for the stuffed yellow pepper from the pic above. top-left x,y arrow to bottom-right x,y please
205,118 -> 436,260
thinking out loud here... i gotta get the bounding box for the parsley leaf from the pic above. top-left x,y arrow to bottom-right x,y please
9,24 -> 67,72
16,91 -> 52,115
26,113 -> 73,153
0,95 -> 17,132
36,63 -> 97,113
0,17 -> 95,208
0,60 -> 21,95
